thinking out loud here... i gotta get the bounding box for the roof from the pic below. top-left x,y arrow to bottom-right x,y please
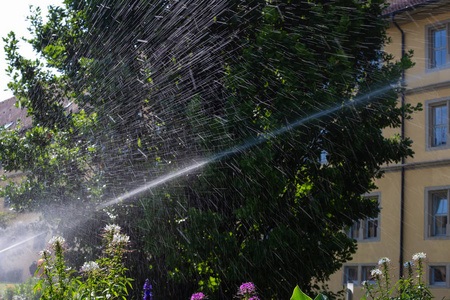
384,0 -> 441,15
0,97 -> 32,131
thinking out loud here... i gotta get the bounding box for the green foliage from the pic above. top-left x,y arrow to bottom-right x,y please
0,111 -> 103,212
291,286 -> 328,300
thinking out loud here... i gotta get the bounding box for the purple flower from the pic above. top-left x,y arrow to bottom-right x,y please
239,282 -> 256,296
143,279 -> 153,300
191,292 -> 206,300
249,297 -> 260,300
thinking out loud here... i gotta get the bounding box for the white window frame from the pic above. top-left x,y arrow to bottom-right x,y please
426,98 -> 450,151
428,264 -> 450,288
426,20 -> 450,72
346,192 -> 381,242
425,186 -> 450,240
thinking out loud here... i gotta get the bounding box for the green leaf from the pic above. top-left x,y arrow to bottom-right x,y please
314,294 -> 328,300
291,286 -> 313,300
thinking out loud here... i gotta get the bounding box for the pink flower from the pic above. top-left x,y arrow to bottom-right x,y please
239,282 -> 256,296
191,292 -> 206,300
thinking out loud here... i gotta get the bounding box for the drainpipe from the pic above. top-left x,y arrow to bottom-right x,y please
391,13 -> 406,278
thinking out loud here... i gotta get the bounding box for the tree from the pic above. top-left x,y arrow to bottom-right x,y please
1,0 -> 419,299
144,0 -> 419,299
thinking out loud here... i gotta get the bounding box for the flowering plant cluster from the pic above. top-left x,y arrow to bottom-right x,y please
362,252 -> 433,300
34,236 -> 77,300
76,224 -> 133,299
33,224 -> 133,300
238,282 -> 260,300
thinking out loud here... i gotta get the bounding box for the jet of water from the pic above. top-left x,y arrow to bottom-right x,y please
0,232 -> 46,254
98,84 -> 394,209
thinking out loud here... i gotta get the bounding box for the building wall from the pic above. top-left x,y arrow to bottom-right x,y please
328,4 -> 450,299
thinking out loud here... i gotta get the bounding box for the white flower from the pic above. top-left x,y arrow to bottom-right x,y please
106,211 -> 117,220
80,261 -> 100,273
104,224 -> 121,234
371,268 -> 382,277
48,236 -> 66,248
111,233 -> 130,245
378,257 -> 391,265
39,250 -> 51,257
412,252 -> 426,261
361,281 -> 367,287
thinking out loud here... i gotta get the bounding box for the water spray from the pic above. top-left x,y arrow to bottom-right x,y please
0,232 -> 46,254
98,84 -> 394,209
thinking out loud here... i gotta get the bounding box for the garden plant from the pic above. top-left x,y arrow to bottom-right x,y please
362,253 -> 433,300
33,225 -> 133,300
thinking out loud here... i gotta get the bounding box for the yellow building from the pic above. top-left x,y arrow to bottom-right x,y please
327,1 -> 450,299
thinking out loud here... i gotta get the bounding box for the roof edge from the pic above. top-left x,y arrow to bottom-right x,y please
383,0 -> 442,16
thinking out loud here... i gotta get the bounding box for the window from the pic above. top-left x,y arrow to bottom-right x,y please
425,187 -> 450,239
431,266 -> 446,285
362,265 -> 377,284
427,21 -> 450,70
346,221 -> 360,240
426,99 -> 450,150
432,191 -> 447,236
432,28 -> 447,68
346,193 -> 380,241
364,217 -> 379,239
432,104 -> 447,146
342,264 -> 377,286
344,266 -> 358,285
429,264 -> 450,287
